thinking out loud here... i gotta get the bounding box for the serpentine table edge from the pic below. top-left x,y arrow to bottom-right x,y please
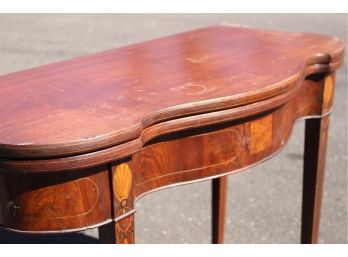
0,24 -> 345,244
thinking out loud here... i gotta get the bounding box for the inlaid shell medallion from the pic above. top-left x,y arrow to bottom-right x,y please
113,163 -> 133,202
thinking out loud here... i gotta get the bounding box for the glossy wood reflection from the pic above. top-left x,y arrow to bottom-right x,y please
0,166 -> 112,232
0,25 -> 344,243
0,25 -> 344,159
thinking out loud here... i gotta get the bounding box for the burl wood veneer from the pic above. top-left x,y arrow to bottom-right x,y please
0,24 -> 344,244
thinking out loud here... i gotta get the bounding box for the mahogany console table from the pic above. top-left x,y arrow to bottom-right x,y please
0,25 -> 344,244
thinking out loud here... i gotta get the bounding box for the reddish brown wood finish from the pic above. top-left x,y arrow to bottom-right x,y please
0,166 -> 112,232
131,79 -> 323,199
0,25 -> 344,159
0,25 -> 344,243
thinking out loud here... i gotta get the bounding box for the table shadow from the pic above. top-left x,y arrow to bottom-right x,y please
0,228 -> 99,244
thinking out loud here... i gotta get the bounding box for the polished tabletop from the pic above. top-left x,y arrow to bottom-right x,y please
0,23 -> 345,244
0,24 -> 344,159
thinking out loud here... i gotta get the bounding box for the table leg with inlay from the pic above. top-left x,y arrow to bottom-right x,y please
0,25 -> 344,244
98,162 -> 136,244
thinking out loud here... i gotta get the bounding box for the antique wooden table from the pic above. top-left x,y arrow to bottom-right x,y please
0,25 -> 344,244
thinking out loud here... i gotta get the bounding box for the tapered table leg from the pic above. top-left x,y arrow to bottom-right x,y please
212,176 -> 228,244
301,116 -> 330,243
98,214 -> 135,244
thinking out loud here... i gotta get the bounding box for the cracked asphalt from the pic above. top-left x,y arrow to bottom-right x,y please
0,14 -> 346,243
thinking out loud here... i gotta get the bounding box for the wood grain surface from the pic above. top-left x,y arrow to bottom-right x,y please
0,24 -> 344,158
0,25 -> 344,242
0,166 -> 112,231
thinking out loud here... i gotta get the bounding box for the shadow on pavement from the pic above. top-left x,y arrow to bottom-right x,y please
0,228 -> 99,244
